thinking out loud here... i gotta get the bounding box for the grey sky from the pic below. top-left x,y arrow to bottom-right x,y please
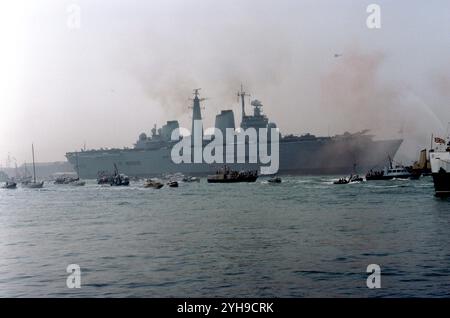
1,0 -> 450,165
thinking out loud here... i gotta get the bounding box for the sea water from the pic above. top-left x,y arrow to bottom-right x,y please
0,176 -> 449,297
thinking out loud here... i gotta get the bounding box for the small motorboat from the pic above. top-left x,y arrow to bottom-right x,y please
164,172 -> 184,181
349,175 -> 364,182
97,169 -> 114,184
268,177 -> 282,183
69,179 -> 86,186
144,179 -> 164,189
182,176 -> 200,183
207,166 -> 258,183
334,173 -> 363,185
167,180 -> 179,188
1,181 -> 17,189
111,174 -> 130,186
366,157 -> 413,180
334,178 -> 350,185
54,176 -> 78,184
97,175 -> 113,185
110,164 -> 130,186
54,176 -> 67,184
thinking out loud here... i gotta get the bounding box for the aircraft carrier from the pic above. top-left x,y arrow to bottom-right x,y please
66,87 -> 403,178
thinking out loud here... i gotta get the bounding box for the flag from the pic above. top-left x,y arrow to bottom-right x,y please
434,137 -> 446,144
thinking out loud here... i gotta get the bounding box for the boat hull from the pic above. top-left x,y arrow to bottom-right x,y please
22,182 -> 44,189
432,172 -> 450,197
366,174 -> 412,181
144,183 -> 164,189
207,176 -> 258,183
70,180 -> 86,186
1,183 -> 17,189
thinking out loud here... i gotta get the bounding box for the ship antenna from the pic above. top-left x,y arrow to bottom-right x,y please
237,84 -> 250,120
190,88 -> 206,141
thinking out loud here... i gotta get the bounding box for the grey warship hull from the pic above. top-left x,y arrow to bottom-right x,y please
67,137 -> 402,178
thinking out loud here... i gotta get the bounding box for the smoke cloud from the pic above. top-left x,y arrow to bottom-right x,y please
1,0 -> 450,165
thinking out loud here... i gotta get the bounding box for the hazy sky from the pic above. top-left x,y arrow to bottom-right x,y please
1,0 -> 450,165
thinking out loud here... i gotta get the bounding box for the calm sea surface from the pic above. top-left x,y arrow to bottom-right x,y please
0,176 -> 449,297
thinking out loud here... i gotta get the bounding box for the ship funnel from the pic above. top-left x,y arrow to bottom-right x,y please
215,110 -> 235,138
161,120 -> 180,141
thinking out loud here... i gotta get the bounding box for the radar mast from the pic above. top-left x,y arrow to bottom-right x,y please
237,84 -> 251,120
190,88 -> 206,142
